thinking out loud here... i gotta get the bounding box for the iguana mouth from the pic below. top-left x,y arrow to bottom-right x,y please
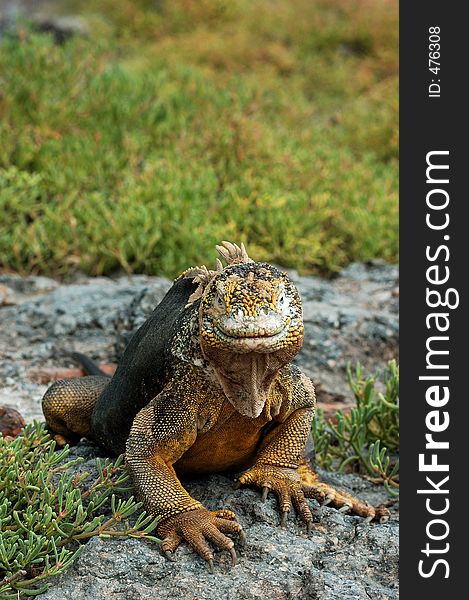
213,324 -> 289,353
215,312 -> 288,340
214,325 -> 287,342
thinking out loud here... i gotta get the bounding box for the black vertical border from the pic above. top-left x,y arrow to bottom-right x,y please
400,2 -> 466,596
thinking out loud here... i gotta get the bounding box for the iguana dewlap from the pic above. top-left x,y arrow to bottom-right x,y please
42,241 -> 388,569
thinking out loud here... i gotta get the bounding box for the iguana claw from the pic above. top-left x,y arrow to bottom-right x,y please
379,514 -> 390,524
238,529 -> 247,547
229,547 -> 238,566
164,550 -> 176,562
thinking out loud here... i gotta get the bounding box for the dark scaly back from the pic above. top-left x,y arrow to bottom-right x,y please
91,274 -> 199,454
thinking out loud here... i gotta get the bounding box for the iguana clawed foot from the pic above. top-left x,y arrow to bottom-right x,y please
158,508 -> 245,572
238,464 -> 390,526
238,465 -> 315,531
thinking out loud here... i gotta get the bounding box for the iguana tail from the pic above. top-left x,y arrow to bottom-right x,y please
71,351 -> 112,378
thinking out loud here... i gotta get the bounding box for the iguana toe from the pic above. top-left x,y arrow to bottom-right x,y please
280,511 -> 288,527
302,479 -> 390,522
52,433 -> 69,447
261,486 -> 270,502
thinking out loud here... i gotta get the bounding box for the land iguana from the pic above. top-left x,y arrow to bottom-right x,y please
42,241 -> 389,570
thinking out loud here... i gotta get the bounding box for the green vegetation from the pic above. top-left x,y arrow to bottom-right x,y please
312,360 -> 399,496
0,423 -> 159,598
0,0 -> 397,278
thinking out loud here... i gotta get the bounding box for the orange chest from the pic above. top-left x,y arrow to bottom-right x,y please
174,408 -> 271,475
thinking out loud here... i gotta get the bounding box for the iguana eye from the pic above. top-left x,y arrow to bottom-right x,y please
276,286 -> 289,313
214,293 -> 225,309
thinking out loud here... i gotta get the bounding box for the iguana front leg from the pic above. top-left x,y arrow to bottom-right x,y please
238,407 -> 388,528
238,406 -> 318,530
125,396 -> 245,569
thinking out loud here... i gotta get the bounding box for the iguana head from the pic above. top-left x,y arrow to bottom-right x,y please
184,242 -> 304,418
199,262 -> 303,354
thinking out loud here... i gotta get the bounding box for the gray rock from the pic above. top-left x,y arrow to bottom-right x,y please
292,263 -> 398,397
0,275 -> 170,361
0,273 -> 58,295
40,444 -> 398,600
0,265 -> 399,597
0,2 -> 89,43
0,275 -> 170,421
33,15 -> 89,43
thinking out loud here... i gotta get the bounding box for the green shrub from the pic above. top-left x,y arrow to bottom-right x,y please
312,360 -> 399,496
0,0 -> 398,278
0,423 -> 159,598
